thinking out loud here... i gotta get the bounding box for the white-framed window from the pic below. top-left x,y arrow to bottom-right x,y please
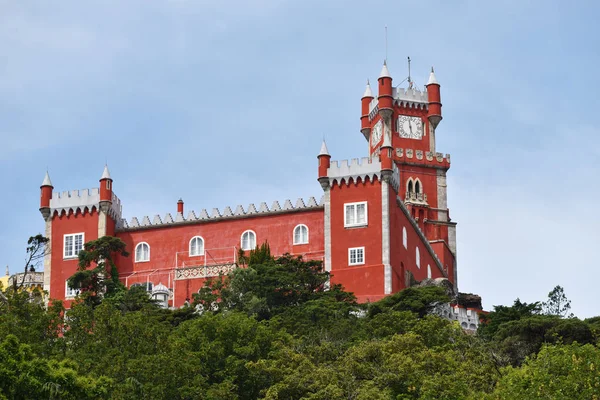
241,230 -> 256,251
65,280 -> 80,298
344,202 -> 367,227
348,247 -> 365,266
135,242 -> 150,262
63,233 -> 84,259
189,236 -> 205,256
293,224 -> 309,245
416,247 -> 420,269
427,264 -> 432,279
466,309 -> 472,317
402,227 -> 407,249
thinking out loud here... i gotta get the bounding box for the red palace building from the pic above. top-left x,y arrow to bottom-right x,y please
39,62 -> 457,308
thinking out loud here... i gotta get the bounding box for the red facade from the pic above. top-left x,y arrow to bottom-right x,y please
39,63 -> 457,307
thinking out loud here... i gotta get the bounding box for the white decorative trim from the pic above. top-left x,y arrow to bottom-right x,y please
323,189 -> 331,272
402,226 -> 408,249
327,158 -> 400,192
135,242 -> 150,263
119,196 -> 324,232
382,181 -> 391,294
416,247 -> 421,269
292,224 -> 309,245
42,217 -> 52,293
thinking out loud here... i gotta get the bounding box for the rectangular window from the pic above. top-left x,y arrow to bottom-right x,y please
348,247 -> 365,266
344,202 -> 367,227
64,233 -> 84,258
65,280 -> 80,298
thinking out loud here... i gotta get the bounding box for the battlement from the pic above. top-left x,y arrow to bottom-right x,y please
395,148 -> 450,168
49,188 -> 122,220
393,87 -> 429,108
118,196 -> 324,231
327,157 -> 400,192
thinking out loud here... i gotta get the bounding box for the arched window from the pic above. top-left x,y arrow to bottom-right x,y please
415,180 -> 421,194
402,227 -> 407,249
416,247 -> 420,269
407,179 -> 414,194
189,236 -> 205,256
293,224 -> 309,245
241,230 -> 256,251
135,242 -> 150,262
427,264 -> 432,279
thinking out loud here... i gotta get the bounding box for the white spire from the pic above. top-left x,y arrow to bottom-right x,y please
41,171 -> 53,187
379,60 -> 391,79
318,140 -> 330,156
427,67 -> 439,85
100,165 -> 112,180
362,80 -> 373,98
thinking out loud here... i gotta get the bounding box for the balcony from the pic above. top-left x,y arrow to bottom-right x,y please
404,191 -> 428,205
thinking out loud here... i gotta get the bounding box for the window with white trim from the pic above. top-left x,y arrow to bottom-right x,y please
293,224 -> 309,245
416,247 -> 420,269
241,230 -> 256,251
402,227 -> 407,249
135,242 -> 150,262
65,280 -> 80,298
64,233 -> 84,259
427,264 -> 432,279
344,202 -> 367,227
189,236 -> 205,256
348,247 -> 365,266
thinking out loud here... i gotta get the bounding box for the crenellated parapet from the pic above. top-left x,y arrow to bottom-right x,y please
368,87 -> 430,120
117,196 -> 324,231
393,87 -> 429,109
395,148 -> 450,169
326,157 -> 400,192
50,188 -> 122,220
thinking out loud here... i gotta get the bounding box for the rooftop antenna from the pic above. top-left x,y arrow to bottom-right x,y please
385,26 -> 388,62
407,56 -> 413,89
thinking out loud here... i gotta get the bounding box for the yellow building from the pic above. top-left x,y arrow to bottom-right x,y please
0,266 -> 9,290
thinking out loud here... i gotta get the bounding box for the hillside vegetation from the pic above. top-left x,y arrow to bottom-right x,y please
1,239 -> 599,399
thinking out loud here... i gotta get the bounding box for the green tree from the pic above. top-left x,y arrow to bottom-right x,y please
0,334 -> 112,400
366,286 -> 450,318
478,298 -> 542,339
67,236 -> 129,307
481,343 -> 600,400
542,285 -> 574,318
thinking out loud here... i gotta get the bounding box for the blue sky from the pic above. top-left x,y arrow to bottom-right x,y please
1,0 -> 599,316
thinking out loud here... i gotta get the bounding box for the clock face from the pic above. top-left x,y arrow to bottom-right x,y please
397,115 -> 423,139
372,120 -> 383,145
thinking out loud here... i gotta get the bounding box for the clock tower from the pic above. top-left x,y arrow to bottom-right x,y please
361,61 -> 457,284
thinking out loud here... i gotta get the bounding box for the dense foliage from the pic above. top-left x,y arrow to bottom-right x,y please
1,238 -> 599,399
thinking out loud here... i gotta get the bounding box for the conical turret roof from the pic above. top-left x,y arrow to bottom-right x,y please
379,61 -> 391,79
427,67 -> 439,85
100,165 -> 112,180
41,171 -> 53,187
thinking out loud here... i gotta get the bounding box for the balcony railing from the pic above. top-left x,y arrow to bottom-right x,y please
404,191 -> 428,204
